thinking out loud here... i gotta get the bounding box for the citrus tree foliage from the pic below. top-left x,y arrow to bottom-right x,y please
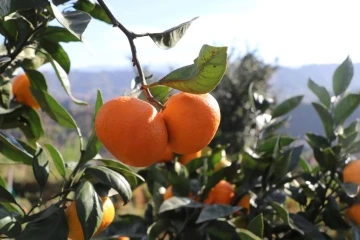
211,53 -> 277,154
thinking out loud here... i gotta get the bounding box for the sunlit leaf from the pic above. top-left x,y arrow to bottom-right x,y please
334,93 -> 360,126
308,78 -> 331,108
312,102 -> 334,139
271,95 -> 303,119
43,143 -> 66,179
333,56 -> 353,96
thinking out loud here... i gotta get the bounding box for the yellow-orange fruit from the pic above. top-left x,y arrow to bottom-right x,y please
66,197 -> 115,240
346,203 -> 360,226
343,160 -> 360,186
95,96 -> 168,167
163,186 -> 174,200
162,92 -> 220,154
204,180 -> 235,205
12,73 -> 40,109
160,146 -> 174,162
179,151 -> 202,165
237,194 -> 251,212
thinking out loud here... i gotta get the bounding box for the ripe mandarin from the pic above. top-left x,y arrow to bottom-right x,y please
343,160 -> 360,187
204,180 -> 235,205
12,73 -> 40,109
162,92 -> 220,154
66,197 -> 115,240
95,96 -> 168,167
179,150 -> 202,165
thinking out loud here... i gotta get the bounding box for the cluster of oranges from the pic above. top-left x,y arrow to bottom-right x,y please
95,91 -> 221,168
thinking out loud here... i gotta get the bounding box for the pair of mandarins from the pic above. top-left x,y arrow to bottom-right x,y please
95,91 -> 221,168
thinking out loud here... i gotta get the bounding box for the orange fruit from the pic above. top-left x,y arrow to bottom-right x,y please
179,151 -> 202,165
204,180 -> 235,205
346,203 -> 360,226
163,186 -> 174,200
66,197 -> 115,240
160,146 -> 174,162
237,194 -> 251,212
162,92 -> 220,154
95,96 -> 168,167
12,73 -> 40,109
117,237 -> 130,240
343,160 -> 360,187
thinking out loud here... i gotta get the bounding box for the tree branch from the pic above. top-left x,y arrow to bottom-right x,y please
96,0 -> 164,109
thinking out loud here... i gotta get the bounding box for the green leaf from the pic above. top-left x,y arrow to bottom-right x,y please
238,229 -> 262,240
323,196 -> 350,230
305,133 -> 330,149
256,136 -> 295,153
290,214 -> 327,240
45,52 -> 86,105
196,204 -> 241,224
0,0 -> 48,18
84,166 -> 132,204
312,102 -> 334,139
43,144 -> 66,179
16,209 -> 68,240
299,158 -> 312,173
167,163 -> 190,197
271,202 -> 294,228
333,56 -> 353,96
159,196 -> 202,213
0,81 -> 11,109
32,149 -> 49,192
36,26 -> 80,43
148,219 -> 171,240
247,213 -> 264,238
50,2 -> 91,41
149,17 -> 198,50
307,78 -> 331,108
73,1 -> 111,24
262,116 -> 290,137
344,120 -> 359,136
206,220 -> 240,240
24,69 -> 47,91
147,44 -> 227,94
322,147 -> 337,170
139,85 -> 171,105
340,131 -> 358,149
30,87 -> 78,129
0,185 -> 16,204
40,39 -> 71,73
75,181 -> 103,240
0,176 -> 6,188
0,131 -> 33,165
0,206 -> 21,238
94,89 -> 103,116
271,95 -> 303,119
334,93 -> 360,126
20,106 -> 44,142
0,57 -> 10,67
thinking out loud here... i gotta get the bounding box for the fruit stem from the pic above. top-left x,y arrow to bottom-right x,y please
97,0 -> 165,109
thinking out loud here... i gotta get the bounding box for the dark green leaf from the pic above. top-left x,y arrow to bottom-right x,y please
247,213 -> 264,238
0,131 -> 33,165
238,229 -> 262,240
43,143 -> 66,179
340,131 -> 358,149
36,26 -> 80,43
305,133 -> 330,149
271,95 -> 303,119
0,176 -> 6,188
106,214 -> 147,238
344,120 -> 359,136
308,78 -> 331,108
50,2 -> 91,41
32,149 -> 49,192
0,206 -> 21,238
75,180 -> 102,240
333,56 -> 353,96
148,219 -> 171,240
30,87 -> 78,129
159,197 -> 202,214
334,93 -> 360,125
0,0 -> 48,18
271,202 -> 294,228
0,57 -> 10,66
44,52 -> 87,105
312,102 -> 334,139
196,204 -> 241,224
74,1 -> 111,24
94,89 -> 103,116
16,208 -> 68,240
299,158 -> 312,173
287,145 -> 304,172
167,163 -> 190,197
290,213 -> 327,240
263,116 -> 290,137
149,17 -> 198,50
147,44 -> 227,94
0,185 -> 16,204
20,106 -> 44,142
256,135 -> 295,153
0,81 -> 11,109
84,166 -> 132,204
323,196 -> 350,230
24,69 -> 47,92
40,39 -> 71,73
206,220 -> 240,240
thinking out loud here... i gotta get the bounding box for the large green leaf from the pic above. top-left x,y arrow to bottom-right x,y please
290,214 -> 326,239
24,69 -> 48,91
333,56 -> 353,96
196,204 -> 241,224
271,95 -> 303,119
84,166 -> 132,204
32,149 -> 49,192
238,229 -> 262,240
206,220 -> 240,240
247,213 -> 264,238
50,2 -> 91,41
0,185 -> 16,204
147,44 -> 227,94
0,0 -> 48,17
333,93 -> 360,126
0,131 -> 33,165
73,1 -> 111,24
40,39 -> 71,73
0,206 -> 21,238
312,102 -> 334,139
75,181 -> 103,240
36,26 -> 80,43
307,78 -> 331,108
30,87 -> 78,129
323,196 -> 350,230
43,143 -> 66,179
149,17 -> 198,50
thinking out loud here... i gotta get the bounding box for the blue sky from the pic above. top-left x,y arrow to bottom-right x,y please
61,0 -> 360,70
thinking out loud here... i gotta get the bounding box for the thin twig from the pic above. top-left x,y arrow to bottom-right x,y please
96,0 -> 164,109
